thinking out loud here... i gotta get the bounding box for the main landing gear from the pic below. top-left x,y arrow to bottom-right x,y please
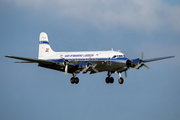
105,71 -> 124,84
70,73 -> 79,84
105,71 -> 114,84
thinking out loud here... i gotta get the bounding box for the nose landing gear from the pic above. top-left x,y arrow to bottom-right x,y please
118,72 -> 124,84
118,77 -> 124,84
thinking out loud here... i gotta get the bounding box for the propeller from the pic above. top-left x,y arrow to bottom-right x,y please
133,52 -> 150,70
82,55 -> 99,73
82,63 -> 98,73
60,55 -> 69,75
82,63 -> 91,73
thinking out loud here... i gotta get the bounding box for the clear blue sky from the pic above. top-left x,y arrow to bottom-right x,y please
0,0 -> 180,120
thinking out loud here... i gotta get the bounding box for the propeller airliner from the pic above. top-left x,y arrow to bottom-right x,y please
5,32 -> 174,84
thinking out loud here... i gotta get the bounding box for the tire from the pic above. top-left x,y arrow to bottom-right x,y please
105,77 -> 109,84
110,77 -> 114,83
74,77 -> 79,84
70,77 -> 75,84
118,77 -> 124,84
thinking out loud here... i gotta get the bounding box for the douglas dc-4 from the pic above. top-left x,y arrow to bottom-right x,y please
6,32 -> 174,84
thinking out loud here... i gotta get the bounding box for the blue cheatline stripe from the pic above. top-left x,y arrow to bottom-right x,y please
48,57 -> 128,63
39,41 -> 49,44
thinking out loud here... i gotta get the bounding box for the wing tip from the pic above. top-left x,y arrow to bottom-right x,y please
5,55 -> 12,58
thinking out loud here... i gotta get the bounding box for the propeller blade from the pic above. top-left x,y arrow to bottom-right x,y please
134,63 -> 142,69
82,66 -> 90,73
82,64 -> 99,73
91,67 -> 99,73
143,64 -> 150,70
65,64 -> 68,75
141,52 -> 144,60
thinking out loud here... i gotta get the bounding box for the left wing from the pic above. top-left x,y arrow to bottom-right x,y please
5,55 -> 98,74
5,55 -> 55,64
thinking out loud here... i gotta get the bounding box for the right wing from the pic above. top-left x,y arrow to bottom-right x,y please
143,56 -> 175,63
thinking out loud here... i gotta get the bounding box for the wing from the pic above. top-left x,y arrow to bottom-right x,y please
143,56 -> 175,63
5,55 -> 81,74
5,55 -> 54,64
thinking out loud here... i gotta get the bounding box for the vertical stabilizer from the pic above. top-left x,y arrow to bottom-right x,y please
38,32 -> 55,59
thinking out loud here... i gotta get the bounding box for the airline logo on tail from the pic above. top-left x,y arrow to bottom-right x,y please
46,48 -> 49,52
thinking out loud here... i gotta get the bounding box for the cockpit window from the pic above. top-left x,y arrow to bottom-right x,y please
113,55 -> 117,58
113,55 -> 124,58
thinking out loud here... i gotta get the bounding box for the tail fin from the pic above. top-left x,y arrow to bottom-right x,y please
38,32 -> 55,59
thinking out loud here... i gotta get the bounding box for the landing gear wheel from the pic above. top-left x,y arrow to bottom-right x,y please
70,77 -> 79,84
74,77 -> 79,84
118,77 -> 124,84
109,77 -> 114,84
105,77 -> 114,84
105,77 -> 109,84
70,77 -> 75,84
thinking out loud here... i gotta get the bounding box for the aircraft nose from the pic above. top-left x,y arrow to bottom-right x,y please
126,59 -> 131,68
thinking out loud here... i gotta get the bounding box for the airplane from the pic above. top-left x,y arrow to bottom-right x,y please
5,32 -> 175,84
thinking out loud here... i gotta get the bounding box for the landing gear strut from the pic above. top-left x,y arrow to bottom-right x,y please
105,71 -> 114,84
70,73 -> 79,84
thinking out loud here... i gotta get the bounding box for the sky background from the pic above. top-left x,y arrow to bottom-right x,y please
0,0 -> 180,120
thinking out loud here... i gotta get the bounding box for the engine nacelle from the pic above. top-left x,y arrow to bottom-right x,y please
130,58 -> 141,67
126,59 -> 131,68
